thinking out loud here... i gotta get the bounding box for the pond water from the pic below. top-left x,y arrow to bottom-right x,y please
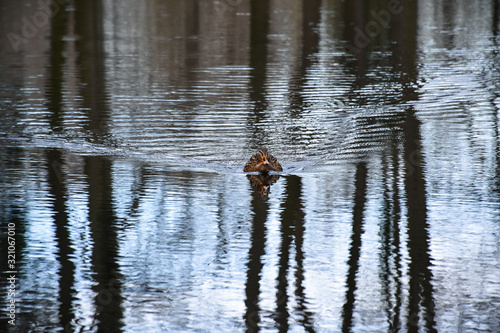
1,0 -> 500,332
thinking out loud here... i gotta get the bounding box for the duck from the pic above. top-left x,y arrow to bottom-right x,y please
243,147 -> 283,173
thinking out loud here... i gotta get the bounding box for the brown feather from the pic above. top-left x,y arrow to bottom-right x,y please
244,147 -> 283,173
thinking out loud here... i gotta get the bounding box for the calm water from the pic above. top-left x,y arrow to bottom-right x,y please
1,0 -> 500,332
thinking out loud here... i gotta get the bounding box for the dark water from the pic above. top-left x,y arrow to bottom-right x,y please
1,0 -> 500,332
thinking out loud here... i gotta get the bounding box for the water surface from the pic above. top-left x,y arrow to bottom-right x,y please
1,0 -> 500,332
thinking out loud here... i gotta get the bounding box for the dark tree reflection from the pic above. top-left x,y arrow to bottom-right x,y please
403,106 -> 437,333
341,163 -> 368,333
247,0 -> 270,147
46,149 -> 76,331
244,181 -> 269,332
244,175 -> 315,332
275,175 -> 315,332
86,156 -> 124,332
